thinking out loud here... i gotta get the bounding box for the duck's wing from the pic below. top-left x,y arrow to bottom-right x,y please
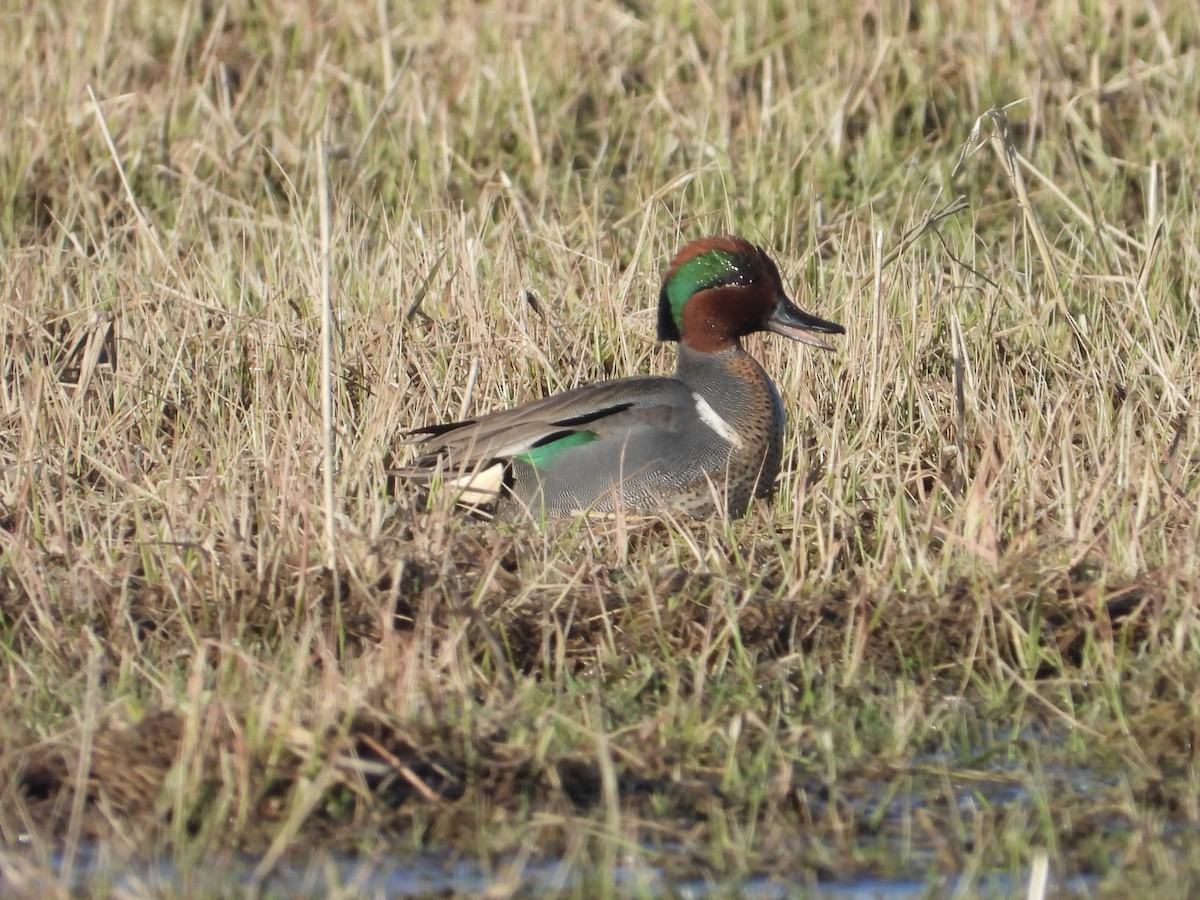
396,376 -> 693,490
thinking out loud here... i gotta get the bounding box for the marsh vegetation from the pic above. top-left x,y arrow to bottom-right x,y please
2,0 -> 1198,895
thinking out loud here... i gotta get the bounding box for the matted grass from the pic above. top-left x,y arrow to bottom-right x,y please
2,0 -> 1199,895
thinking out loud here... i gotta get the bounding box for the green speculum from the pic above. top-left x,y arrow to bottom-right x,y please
664,250 -> 739,331
515,430 -> 597,469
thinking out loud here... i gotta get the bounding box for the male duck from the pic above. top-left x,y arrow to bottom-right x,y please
402,236 -> 844,518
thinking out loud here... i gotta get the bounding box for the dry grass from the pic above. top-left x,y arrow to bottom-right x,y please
2,0 -> 1199,894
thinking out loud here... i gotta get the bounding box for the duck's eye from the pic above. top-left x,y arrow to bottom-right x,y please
719,261 -> 757,289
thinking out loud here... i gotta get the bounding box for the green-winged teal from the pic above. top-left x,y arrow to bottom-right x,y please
401,236 -> 844,518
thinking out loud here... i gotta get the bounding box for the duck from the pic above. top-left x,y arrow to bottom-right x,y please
399,236 -> 844,519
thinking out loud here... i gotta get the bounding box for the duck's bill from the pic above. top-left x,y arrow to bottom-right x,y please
767,299 -> 846,350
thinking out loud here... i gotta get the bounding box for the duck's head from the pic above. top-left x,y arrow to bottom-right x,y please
658,236 -> 844,354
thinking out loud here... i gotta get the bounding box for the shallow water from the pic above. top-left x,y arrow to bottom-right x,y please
2,842 -> 1098,899
3,743 -> 1114,898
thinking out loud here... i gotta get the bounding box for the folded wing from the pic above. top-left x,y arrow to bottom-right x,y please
397,376 -> 694,504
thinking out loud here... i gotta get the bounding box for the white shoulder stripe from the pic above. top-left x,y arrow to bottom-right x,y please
692,393 -> 745,448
